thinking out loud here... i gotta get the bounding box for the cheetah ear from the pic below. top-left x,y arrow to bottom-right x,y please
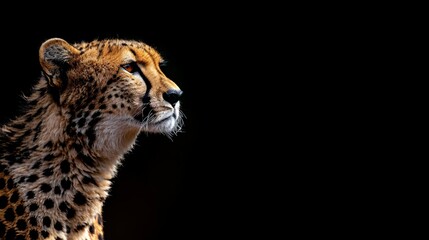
39,38 -> 80,88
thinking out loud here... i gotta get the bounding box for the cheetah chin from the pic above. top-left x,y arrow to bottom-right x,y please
135,107 -> 183,134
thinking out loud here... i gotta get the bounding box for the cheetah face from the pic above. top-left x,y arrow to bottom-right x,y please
39,38 -> 183,156
120,60 -> 183,135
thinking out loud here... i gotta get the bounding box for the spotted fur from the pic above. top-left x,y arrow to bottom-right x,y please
0,38 -> 183,239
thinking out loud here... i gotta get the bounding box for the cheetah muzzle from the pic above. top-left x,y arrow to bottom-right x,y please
0,38 -> 183,240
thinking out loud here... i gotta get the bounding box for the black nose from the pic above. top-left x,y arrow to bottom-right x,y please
163,89 -> 183,106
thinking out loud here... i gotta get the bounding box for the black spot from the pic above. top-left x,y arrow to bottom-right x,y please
11,123 -> 25,129
75,224 -> 86,231
7,178 -> 14,189
43,216 -> 51,227
32,106 -> 44,118
2,170 -> 9,176
92,111 -> 101,118
33,121 -> 42,141
30,229 -> 38,240
98,96 -> 105,103
27,191 -> 35,199
59,202 -> 68,212
88,103 -> 95,110
43,167 -> 54,176
86,115 -> 101,147
32,161 -> 41,169
112,104 -> 117,109
67,207 -> 76,219
78,153 -> 95,167
41,183 -> 52,193
98,234 -> 104,240
61,179 -> 71,190
0,178 -> 5,189
59,201 -> 76,219
100,104 -> 107,109
16,204 -> 25,216
27,99 -> 38,105
73,143 -> 83,152
73,191 -> 87,205
56,237 -> 64,240
20,129 -> 32,139
17,219 -> 27,230
44,154 -> 54,161
41,230 -> 50,238
83,176 -> 97,185
97,214 -> 103,225
60,160 -> 70,173
0,163 -> 7,172
16,235 -> 26,240
54,221 -> 63,231
18,177 -> 26,183
0,222 -> 5,236
10,191 -> 19,203
44,199 -> 54,209
107,78 -> 115,85
0,195 -> 8,209
44,141 -> 53,148
29,203 -> 39,211
66,225 -> 71,233
89,224 -> 95,234
27,174 -> 39,182
78,117 -> 86,128
5,229 -> 16,240
30,216 -> 37,226
4,207 -> 15,221
54,186 -> 61,194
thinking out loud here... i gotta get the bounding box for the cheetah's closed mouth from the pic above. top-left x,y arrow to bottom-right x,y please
156,115 -> 174,124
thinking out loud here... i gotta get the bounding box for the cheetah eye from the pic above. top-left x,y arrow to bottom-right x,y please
122,62 -> 139,73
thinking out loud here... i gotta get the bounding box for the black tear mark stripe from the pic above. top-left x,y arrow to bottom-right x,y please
128,47 -> 153,98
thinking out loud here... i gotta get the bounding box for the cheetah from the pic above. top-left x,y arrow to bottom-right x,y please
0,37 -> 183,239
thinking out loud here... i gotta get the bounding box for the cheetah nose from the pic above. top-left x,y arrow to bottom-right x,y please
163,89 -> 183,106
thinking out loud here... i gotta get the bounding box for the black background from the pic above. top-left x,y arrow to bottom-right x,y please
0,13 -> 273,239
0,5 -> 369,239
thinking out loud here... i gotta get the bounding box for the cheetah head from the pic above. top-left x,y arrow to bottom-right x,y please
38,38 -> 183,159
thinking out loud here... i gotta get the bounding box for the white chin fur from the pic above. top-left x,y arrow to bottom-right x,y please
143,117 -> 177,133
93,115 -> 179,158
93,116 -> 141,160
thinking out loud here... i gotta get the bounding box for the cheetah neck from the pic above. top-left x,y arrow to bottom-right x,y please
1,79 -> 132,238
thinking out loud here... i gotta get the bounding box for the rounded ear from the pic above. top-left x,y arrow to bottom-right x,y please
39,38 -> 80,88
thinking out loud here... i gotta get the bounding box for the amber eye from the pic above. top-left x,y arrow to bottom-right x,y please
122,62 -> 139,73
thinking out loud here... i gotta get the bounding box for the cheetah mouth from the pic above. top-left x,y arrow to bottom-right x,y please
133,113 -> 175,124
132,110 -> 176,125
129,108 -> 181,133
